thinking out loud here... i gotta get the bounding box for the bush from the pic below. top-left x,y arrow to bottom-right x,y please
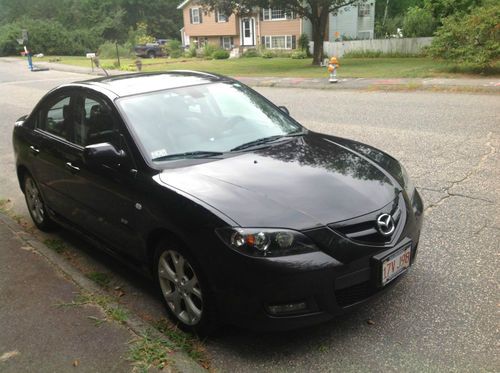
298,33 -> 310,54
185,44 -> 197,58
261,50 -> 274,59
0,18 -> 103,56
166,39 -> 182,58
212,49 -> 230,59
202,43 -> 217,58
98,42 -> 133,59
291,50 -> 308,59
242,49 -> 259,57
375,16 -> 404,38
429,3 -> 500,69
403,7 -> 437,37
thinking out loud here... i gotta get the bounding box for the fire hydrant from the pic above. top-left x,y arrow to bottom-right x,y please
327,56 -> 340,83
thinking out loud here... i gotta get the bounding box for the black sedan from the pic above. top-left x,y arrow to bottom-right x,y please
12,71 -> 423,334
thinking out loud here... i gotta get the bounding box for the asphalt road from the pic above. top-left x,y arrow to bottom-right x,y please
0,59 -> 498,372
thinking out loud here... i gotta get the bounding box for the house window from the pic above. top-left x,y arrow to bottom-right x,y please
220,36 -> 233,50
262,9 -> 293,21
190,8 -> 201,24
358,4 -> 370,17
216,10 -> 228,23
263,35 -> 294,49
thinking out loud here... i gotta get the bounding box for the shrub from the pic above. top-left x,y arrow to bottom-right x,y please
261,50 -> 274,59
185,44 -> 197,58
291,50 -> 308,59
403,7 -> 437,37
202,43 -> 217,58
429,3 -> 500,69
212,49 -> 230,59
0,18 -> 103,56
166,39 -> 182,58
98,42 -> 133,59
242,49 -> 259,57
375,15 -> 404,38
298,33 -> 310,55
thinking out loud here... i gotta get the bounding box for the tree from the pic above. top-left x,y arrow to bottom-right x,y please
423,0 -> 483,19
402,6 -> 436,37
429,3 -> 499,69
201,0 -> 367,65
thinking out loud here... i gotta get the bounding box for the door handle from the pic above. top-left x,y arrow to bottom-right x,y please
65,162 -> 80,173
29,145 -> 40,155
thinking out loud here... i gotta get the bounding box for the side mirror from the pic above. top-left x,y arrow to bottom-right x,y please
83,142 -> 126,167
278,106 -> 290,116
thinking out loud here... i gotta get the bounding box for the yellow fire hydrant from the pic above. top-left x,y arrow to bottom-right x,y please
328,56 -> 340,83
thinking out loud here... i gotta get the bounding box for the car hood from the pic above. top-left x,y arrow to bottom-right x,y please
158,132 -> 400,229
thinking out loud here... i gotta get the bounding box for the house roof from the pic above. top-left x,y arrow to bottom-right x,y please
177,0 -> 191,9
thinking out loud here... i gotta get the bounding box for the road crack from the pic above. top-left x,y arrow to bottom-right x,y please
423,132 -> 497,214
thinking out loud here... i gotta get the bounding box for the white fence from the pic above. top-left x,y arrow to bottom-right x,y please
310,37 -> 433,57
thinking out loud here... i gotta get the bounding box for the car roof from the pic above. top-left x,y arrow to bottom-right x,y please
72,71 -> 229,98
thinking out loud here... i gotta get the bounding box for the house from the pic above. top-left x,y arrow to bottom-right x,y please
177,1 -> 375,50
329,1 -> 376,40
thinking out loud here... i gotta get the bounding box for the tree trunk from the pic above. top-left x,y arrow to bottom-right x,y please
311,7 -> 329,65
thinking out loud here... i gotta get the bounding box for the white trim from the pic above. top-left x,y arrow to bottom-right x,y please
216,10 -> 228,23
262,8 -> 293,21
263,35 -> 293,49
190,8 -> 200,24
177,0 -> 191,10
240,17 -> 256,46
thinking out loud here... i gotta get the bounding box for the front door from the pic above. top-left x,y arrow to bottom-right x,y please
241,18 -> 255,46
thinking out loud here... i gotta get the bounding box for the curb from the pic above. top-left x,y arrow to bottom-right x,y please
0,212 -> 206,373
22,58 -> 500,94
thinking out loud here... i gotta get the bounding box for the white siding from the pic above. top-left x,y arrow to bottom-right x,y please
328,2 -> 376,40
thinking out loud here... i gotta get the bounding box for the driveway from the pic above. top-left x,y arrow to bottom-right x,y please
0,58 -> 498,372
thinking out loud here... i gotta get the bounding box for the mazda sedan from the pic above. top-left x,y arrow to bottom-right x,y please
13,72 -> 423,334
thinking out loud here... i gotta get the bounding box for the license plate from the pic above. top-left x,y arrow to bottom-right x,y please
381,245 -> 411,286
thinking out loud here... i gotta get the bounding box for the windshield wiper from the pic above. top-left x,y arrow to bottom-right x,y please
152,151 -> 224,162
230,132 -> 305,152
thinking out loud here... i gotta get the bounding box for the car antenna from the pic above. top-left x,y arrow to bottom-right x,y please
93,56 -> 109,77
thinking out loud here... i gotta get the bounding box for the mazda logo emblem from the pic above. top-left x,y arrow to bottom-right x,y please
376,213 -> 395,236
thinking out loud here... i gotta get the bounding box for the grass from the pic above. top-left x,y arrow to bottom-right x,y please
86,271 -> 112,289
30,54 -> 500,78
43,238 -> 66,254
152,318 -> 209,368
57,292 -> 129,324
128,330 -> 174,372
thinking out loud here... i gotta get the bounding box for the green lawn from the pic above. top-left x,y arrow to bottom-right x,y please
31,55 -> 499,79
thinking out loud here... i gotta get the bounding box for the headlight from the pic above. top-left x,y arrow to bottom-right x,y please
215,228 -> 319,257
400,164 -> 416,200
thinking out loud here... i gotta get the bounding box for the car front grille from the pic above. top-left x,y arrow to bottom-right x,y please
328,193 -> 406,246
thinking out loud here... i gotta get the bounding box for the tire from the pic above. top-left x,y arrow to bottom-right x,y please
23,174 -> 55,231
154,239 -> 217,335
147,51 -> 156,59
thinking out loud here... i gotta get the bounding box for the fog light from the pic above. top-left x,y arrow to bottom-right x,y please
267,301 -> 307,315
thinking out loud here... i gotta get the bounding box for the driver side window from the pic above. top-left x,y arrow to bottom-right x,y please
41,96 -> 72,140
83,96 -> 120,148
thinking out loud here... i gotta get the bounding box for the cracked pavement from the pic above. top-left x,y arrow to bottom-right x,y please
0,59 -> 499,372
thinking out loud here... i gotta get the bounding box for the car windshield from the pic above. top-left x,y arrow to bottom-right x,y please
116,82 -> 302,162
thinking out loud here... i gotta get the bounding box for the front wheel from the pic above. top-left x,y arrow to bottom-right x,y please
155,242 -> 217,335
24,174 -> 55,231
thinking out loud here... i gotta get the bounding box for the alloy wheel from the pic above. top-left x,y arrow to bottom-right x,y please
158,250 -> 203,326
25,176 -> 45,225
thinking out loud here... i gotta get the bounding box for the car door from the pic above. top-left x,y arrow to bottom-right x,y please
31,91 -> 85,220
57,91 -> 144,259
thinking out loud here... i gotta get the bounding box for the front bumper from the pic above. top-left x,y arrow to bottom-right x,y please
196,190 -> 424,331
